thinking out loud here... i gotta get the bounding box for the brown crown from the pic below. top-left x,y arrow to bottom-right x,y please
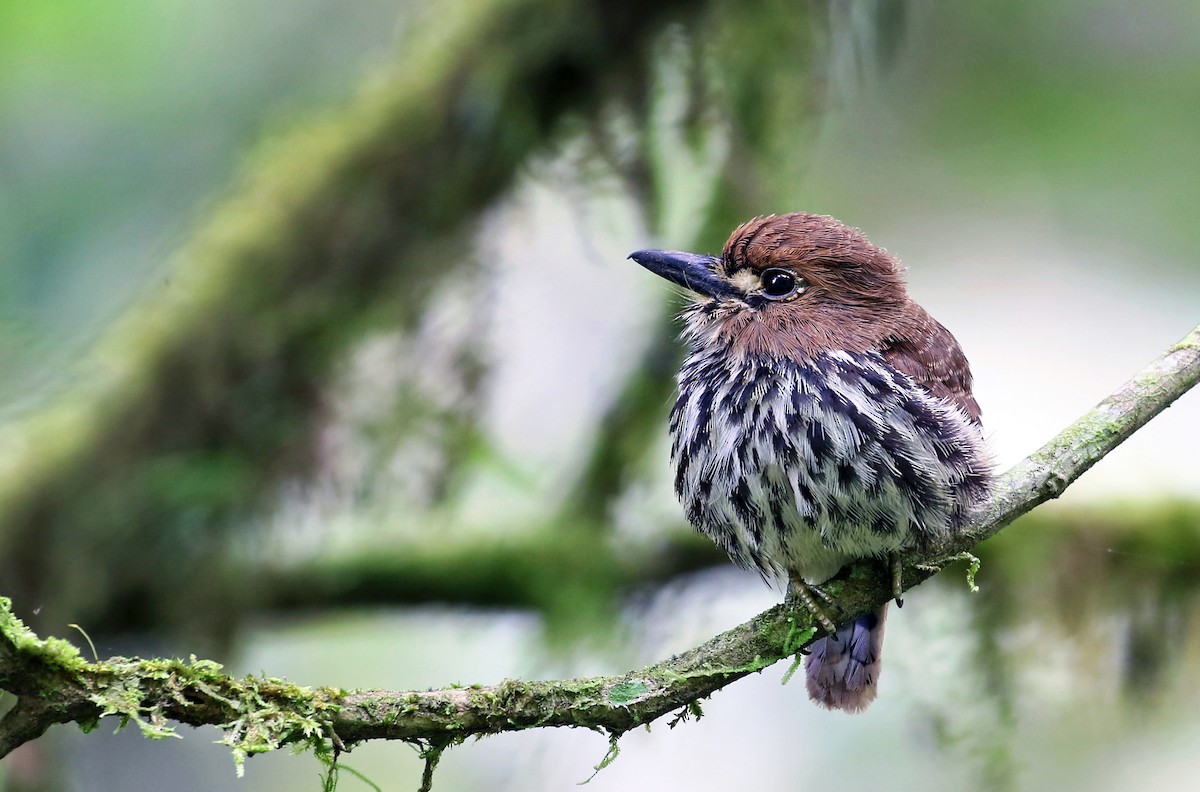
701,213 -> 980,421
722,213 -> 907,306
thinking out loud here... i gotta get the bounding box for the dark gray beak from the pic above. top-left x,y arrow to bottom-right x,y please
628,249 -> 737,299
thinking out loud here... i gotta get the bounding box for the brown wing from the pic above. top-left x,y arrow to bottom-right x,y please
881,305 -> 982,424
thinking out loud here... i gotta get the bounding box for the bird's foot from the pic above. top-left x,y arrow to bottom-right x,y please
890,553 -> 904,608
786,577 -> 838,636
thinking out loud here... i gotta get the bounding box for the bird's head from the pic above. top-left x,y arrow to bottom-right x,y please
630,213 -> 913,361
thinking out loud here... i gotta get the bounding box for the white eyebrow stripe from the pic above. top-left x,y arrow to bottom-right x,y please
729,270 -> 760,293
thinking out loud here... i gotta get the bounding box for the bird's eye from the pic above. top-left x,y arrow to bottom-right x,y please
761,268 -> 800,299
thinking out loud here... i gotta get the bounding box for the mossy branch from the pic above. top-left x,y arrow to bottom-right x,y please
2,323 -> 1198,769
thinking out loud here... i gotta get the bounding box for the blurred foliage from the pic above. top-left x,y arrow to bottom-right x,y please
0,0 -> 420,407
982,502 -> 1200,620
974,501 -> 1200,710
0,0 -> 1197,662
811,0 -> 1200,273
1,1 -> 1200,788
0,0 -> 868,641
0,0 -> 689,638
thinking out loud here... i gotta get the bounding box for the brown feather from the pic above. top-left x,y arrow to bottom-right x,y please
714,214 -> 911,361
883,305 -> 982,423
715,213 -> 984,424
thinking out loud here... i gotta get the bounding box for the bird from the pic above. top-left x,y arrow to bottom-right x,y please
629,213 -> 993,712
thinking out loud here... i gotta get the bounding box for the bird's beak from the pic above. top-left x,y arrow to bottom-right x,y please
628,249 -> 738,300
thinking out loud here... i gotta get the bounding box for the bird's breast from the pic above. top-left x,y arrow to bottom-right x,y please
669,347 -> 990,583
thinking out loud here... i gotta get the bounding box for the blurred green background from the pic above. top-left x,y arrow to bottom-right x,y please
1,0 -> 1199,790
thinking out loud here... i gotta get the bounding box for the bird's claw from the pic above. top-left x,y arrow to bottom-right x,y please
890,553 -> 905,608
786,577 -> 839,636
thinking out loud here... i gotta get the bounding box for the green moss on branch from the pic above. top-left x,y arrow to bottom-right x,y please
2,324 -> 1198,771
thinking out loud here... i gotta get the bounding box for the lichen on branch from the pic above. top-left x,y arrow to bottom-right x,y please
2,323 -> 1198,774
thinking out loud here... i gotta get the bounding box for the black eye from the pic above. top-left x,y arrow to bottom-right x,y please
761,268 -> 799,299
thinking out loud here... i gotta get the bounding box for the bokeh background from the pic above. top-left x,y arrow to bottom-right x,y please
2,0 -> 1200,790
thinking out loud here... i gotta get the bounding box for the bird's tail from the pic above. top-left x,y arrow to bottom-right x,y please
804,604 -> 888,713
